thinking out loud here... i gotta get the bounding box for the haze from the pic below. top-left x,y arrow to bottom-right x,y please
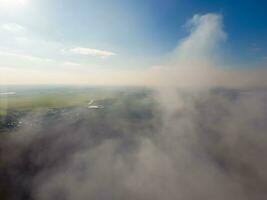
1,1 -> 267,200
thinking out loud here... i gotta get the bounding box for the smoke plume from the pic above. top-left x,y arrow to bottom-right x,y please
1,13 -> 267,200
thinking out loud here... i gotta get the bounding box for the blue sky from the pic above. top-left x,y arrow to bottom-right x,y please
0,0 -> 267,85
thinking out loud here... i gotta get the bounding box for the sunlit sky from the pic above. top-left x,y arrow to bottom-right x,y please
0,0 -> 267,85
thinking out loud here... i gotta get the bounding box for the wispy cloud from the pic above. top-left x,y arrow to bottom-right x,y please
62,61 -> 81,67
0,51 -> 53,63
1,23 -> 26,34
60,61 -> 83,69
0,50 -> 88,72
70,47 -> 116,58
249,43 -> 262,53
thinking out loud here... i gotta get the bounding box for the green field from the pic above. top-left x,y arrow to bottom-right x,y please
0,86 -> 155,132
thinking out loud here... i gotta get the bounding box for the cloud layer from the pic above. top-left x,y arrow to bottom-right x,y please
70,47 -> 116,58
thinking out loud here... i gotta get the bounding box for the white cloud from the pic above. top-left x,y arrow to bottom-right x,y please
0,51 -> 53,63
0,0 -> 28,10
147,13 -> 267,89
150,13 -> 227,88
62,61 -> 81,67
174,13 -> 226,64
0,52 -> 84,69
70,47 -> 116,58
61,61 -> 82,69
1,23 -> 26,34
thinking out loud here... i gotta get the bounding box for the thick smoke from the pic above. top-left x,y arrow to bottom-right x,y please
1,13 -> 267,200
150,13 -> 267,88
1,89 -> 267,200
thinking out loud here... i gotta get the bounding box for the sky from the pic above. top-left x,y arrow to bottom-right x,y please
0,0 -> 267,86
